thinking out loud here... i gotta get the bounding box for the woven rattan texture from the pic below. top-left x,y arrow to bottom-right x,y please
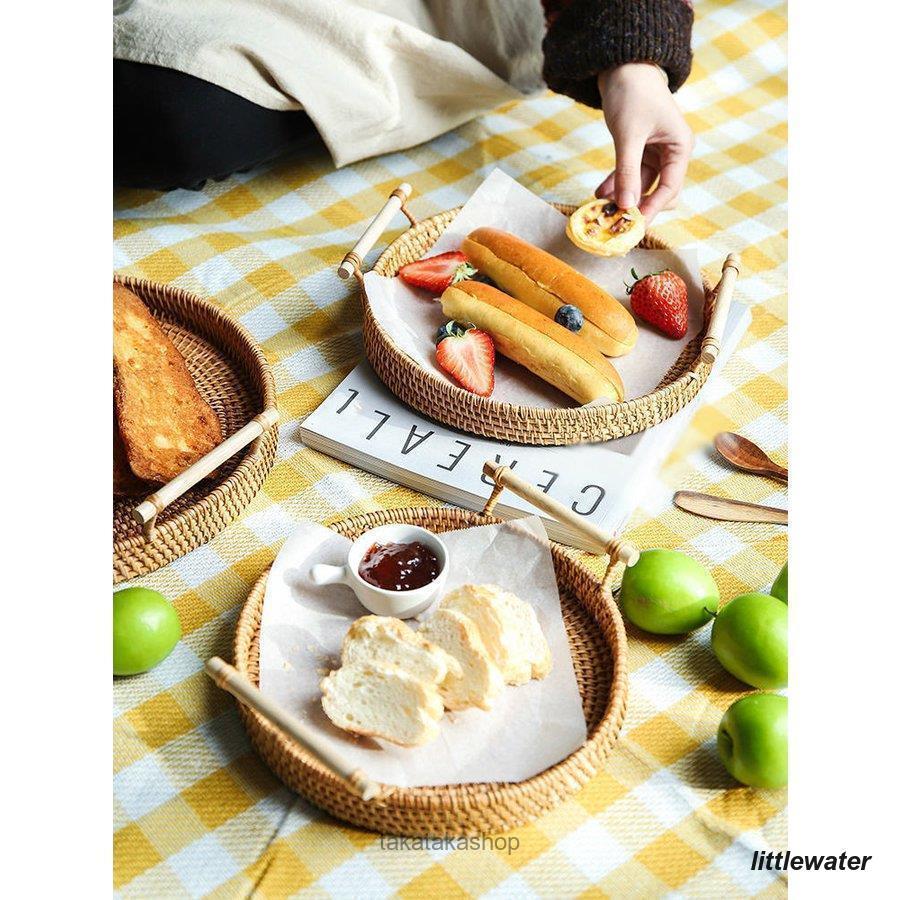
113,277 -> 279,583
113,2 -> 787,891
364,206 -> 715,444
234,506 -> 627,837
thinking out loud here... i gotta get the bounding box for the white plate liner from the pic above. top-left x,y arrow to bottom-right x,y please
259,516 -> 588,787
363,168 -> 706,407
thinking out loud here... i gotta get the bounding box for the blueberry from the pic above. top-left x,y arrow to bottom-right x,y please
555,304 -> 584,332
435,320 -> 470,345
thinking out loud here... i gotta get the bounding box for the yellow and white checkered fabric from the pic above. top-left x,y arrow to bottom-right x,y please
113,1 -> 787,895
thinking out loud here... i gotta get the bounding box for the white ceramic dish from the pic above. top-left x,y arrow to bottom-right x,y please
309,524 -> 448,618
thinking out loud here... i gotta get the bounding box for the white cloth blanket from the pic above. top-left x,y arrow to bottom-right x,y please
113,0 -> 545,167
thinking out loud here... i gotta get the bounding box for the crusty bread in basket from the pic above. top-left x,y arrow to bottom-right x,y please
112,275 -> 277,583
232,494 -> 629,836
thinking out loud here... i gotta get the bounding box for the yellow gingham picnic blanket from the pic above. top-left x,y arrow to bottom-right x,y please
113,1 -> 787,895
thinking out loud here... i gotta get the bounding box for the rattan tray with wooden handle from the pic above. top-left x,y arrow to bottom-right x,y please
339,184 -> 740,445
230,462 -> 631,837
113,276 -> 278,583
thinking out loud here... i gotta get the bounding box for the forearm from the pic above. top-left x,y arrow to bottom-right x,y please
541,0 -> 694,108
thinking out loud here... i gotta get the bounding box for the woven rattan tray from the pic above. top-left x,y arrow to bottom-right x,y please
339,184 -> 739,445
113,276 -> 278,583
231,464 -> 630,836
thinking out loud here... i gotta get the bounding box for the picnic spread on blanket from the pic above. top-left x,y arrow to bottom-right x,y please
113,2 -> 787,896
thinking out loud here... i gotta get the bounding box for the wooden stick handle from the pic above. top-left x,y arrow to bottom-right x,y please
673,490 -> 788,525
700,253 -> 741,364
133,408 -> 279,528
769,464 -> 789,483
205,657 -> 380,802
481,461 -> 639,566
338,183 -> 415,281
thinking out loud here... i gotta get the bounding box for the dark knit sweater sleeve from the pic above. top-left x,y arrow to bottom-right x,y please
541,0 -> 693,108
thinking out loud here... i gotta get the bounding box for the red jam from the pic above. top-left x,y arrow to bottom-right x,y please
358,541 -> 440,591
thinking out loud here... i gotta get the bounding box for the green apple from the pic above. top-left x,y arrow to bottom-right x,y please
711,592 -> 787,689
717,693 -> 787,789
771,562 -> 788,603
114,587 -> 182,676
618,549 -> 719,634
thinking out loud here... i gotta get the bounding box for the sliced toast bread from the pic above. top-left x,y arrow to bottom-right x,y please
441,584 -> 552,685
441,584 -> 525,684
320,663 -> 443,747
113,282 -> 223,483
321,584 -> 552,745
490,586 -> 553,682
113,407 -> 150,497
419,608 -> 503,711
341,615 -> 462,687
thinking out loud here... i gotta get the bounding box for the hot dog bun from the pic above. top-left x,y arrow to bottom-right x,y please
440,281 -> 624,404
462,227 -> 638,358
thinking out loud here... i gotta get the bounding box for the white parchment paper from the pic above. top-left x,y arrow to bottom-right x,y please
363,168 -> 705,406
258,516 -> 588,787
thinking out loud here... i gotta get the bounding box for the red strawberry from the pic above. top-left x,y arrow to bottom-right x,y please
398,251 -> 476,293
626,268 -> 689,339
434,321 -> 495,396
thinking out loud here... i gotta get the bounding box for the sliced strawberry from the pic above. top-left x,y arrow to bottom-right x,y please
435,324 -> 495,396
398,251 -> 475,293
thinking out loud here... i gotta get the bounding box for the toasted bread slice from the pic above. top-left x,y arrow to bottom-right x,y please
419,608 -> 503,711
320,663 -> 443,747
341,616 -> 462,688
113,406 -> 150,497
113,282 -> 222,483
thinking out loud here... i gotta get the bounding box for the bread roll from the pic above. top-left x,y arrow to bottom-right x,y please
462,227 -> 638,357
440,281 -> 624,404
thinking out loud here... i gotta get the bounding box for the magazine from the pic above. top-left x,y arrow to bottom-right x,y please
300,302 -> 749,551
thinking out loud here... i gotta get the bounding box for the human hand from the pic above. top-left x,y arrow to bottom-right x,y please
595,63 -> 693,224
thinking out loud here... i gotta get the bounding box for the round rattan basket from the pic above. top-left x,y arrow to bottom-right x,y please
113,276 -> 278,583
355,199 -> 723,445
233,505 -> 628,837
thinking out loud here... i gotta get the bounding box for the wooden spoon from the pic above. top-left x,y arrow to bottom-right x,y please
674,491 -> 787,525
714,432 -> 788,482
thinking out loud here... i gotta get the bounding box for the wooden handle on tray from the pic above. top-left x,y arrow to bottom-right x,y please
481,460 -> 639,566
133,408 -> 279,533
338,183 -> 416,281
700,253 -> 741,364
205,657 -> 381,802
